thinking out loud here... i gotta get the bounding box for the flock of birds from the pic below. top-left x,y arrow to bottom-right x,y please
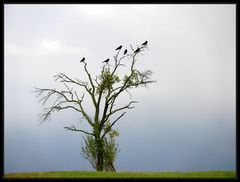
80,40 -> 148,64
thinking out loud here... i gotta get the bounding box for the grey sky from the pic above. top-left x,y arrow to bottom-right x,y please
4,4 -> 236,173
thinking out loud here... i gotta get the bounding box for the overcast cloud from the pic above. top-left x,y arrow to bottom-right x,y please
4,4 -> 236,173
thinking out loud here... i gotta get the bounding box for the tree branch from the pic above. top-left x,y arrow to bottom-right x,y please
104,100 -> 138,125
39,104 -> 81,124
83,62 -> 96,95
34,87 -> 94,126
54,72 -> 97,107
101,112 -> 126,139
109,101 -> 137,116
64,125 -> 95,136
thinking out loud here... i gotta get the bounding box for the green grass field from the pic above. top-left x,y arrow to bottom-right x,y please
4,170 -> 236,178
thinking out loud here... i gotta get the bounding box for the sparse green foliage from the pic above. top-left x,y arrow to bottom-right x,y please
103,129 -> 119,172
96,70 -> 121,94
81,128 -> 119,171
81,135 -> 98,170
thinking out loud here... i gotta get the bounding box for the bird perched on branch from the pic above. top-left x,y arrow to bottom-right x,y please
142,40 -> 148,46
134,47 -> 140,53
115,45 -> 122,50
80,57 -> 85,62
123,49 -> 127,55
103,58 -> 110,63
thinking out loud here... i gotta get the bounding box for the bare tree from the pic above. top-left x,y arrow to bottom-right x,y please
33,41 -> 155,171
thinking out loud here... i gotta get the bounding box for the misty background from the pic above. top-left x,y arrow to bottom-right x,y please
4,4 -> 236,173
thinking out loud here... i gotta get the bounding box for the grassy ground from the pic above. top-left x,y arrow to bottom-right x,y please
4,170 -> 236,178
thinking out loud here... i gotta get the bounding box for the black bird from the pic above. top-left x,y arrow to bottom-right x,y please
142,40 -> 148,46
80,57 -> 85,62
103,58 -> 110,63
115,45 -> 122,51
134,47 -> 140,53
123,49 -> 127,55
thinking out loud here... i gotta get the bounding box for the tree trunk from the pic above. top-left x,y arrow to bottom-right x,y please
108,161 -> 116,172
95,136 -> 104,171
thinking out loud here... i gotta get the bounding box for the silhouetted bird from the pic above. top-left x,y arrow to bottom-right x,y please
115,45 -> 122,50
103,58 -> 110,63
123,49 -> 127,55
142,40 -> 148,46
134,47 -> 140,53
80,57 -> 85,62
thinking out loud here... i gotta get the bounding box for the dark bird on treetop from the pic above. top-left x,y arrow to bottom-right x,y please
115,45 -> 122,50
142,40 -> 148,46
123,49 -> 127,55
103,58 -> 110,63
80,57 -> 85,62
134,47 -> 140,53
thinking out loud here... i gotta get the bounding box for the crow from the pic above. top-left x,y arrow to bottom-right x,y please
134,47 -> 140,53
103,58 -> 110,63
80,57 -> 85,62
115,45 -> 122,50
123,49 -> 127,55
142,40 -> 148,46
